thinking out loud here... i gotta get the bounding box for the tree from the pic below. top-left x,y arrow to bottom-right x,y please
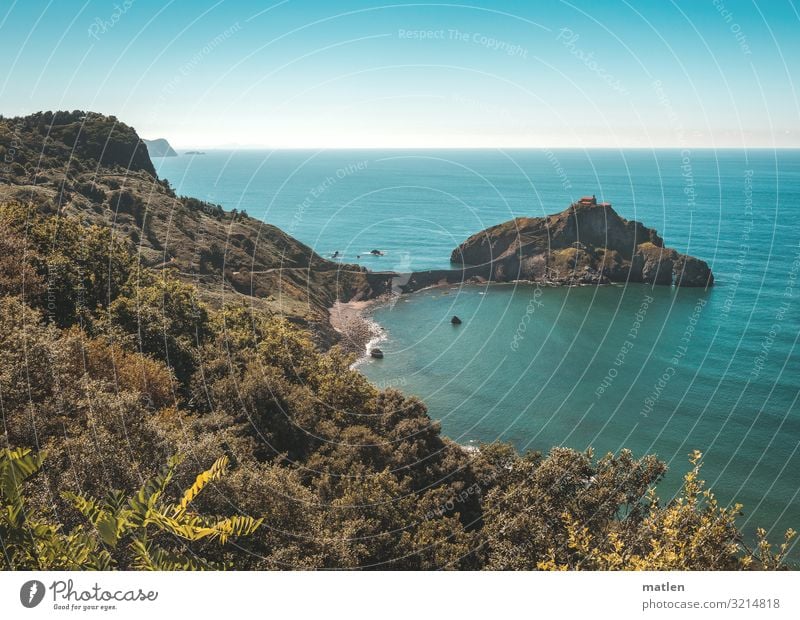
0,203 -> 135,327
109,273 -> 211,386
0,219 -> 45,306
485,449 -> 796,571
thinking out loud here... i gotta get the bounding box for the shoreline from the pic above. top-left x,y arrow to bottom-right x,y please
329,297 -> 390,363
328,277 -> 632,365
328,278 -> 619,351
330,294 -> 481,455
328,279 -> 470,363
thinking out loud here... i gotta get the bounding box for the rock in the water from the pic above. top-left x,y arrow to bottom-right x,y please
451,315 -> 462,325
672,254 -> 714,287
449,198 -> 713,288
370,348 -> 384,359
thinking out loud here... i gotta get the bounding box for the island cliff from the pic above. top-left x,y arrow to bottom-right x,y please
445,196 -> 713,289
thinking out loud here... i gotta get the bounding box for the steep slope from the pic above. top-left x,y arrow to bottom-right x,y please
450,197 -> 713,288
0,111 -> 392,343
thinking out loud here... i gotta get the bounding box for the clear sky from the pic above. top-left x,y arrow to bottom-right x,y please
1,0 -> 798,148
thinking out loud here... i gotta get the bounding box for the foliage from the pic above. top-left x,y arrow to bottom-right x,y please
0,219 -> 44,306
0,448 -> 260,570
0,447 -> 109,570
0,110 -> 155,177
109,271 -> 211,386
0,202 -> 135,327
0,165 -> 795,571
527,450 -> 754,570
64,455 -> 262,570
180,196 -> 224,218
483,448 -> 795,571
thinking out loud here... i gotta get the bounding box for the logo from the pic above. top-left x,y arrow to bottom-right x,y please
20,580 -> 45,608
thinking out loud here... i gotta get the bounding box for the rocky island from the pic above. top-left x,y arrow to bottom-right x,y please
402,196 -> 713,293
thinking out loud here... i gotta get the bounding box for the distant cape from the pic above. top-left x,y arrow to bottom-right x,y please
142,138 -> 178,157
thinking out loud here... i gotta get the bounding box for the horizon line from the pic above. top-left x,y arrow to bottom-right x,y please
163,144 -> 800,151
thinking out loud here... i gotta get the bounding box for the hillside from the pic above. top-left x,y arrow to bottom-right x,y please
0,110 -> 392,344
0,111 -> 790,572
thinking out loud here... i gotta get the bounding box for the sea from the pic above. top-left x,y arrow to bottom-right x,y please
155,149 -> 800,554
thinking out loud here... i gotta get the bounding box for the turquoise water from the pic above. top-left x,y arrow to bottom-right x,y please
156,149 -> 800,551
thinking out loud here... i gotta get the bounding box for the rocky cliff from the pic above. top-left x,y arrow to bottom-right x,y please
143,137 -> 178,157
450,197 -> 713,288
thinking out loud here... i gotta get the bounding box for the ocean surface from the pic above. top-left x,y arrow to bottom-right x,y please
155,149 -> 800,553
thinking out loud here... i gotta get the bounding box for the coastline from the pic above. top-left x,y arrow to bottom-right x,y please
329,278 -> 472,364
329,278 -> 606,358
329,297 -> 388,363
329,276 -> 667,368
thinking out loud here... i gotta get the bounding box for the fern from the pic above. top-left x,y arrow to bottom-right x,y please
62,453 -> 262,569
130,537 -> 212,571
2,448 -> 261,570
0,448 -> 104,570
175,455 -> 228,516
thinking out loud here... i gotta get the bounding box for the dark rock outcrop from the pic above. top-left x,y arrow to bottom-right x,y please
401,266 -> 489,294
451,315 -> 462,325
450,198 -> 713,288
143,138 -> 178,157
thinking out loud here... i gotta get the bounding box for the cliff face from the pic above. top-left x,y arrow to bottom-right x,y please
0,110 -> 392,345
143,138 -> 178,157
450,198 -> 713,288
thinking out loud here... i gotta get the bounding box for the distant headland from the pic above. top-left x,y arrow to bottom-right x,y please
142,137 -> 177,157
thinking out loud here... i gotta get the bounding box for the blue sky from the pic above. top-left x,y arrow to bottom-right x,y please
1,0 -> 798,147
